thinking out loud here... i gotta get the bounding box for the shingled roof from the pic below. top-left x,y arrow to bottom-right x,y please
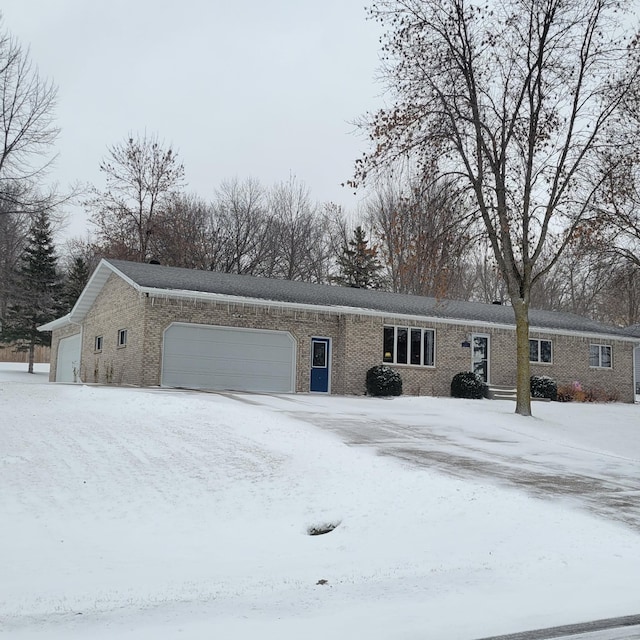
90,259 -> 636,340
624,324 -> 640,337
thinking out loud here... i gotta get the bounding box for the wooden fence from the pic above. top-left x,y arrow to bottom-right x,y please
0,344 -> 51,363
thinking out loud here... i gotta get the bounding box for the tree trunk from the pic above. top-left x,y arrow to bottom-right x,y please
512,299 -> 532,416
28,338 -> 35,374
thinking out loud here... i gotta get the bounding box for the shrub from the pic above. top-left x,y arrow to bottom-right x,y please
557,381 -> 619,403
366,365 -> 403,397
557,381 -> 587,402
530,375 -> 557,401
451,371 -> 486,399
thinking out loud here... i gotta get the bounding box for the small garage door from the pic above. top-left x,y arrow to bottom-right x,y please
162,323 -> 296,393
56,333 -> 81,383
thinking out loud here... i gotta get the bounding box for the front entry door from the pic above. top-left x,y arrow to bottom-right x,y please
310,337 -> 331,393
472,334 -> 490,383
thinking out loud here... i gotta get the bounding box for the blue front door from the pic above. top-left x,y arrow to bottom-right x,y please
310,337 -> 330,392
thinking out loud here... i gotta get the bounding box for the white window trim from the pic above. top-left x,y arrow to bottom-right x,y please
589,343 -> 612,369
529,338 -> 553,364
117,329 -> 128,348
94,335 -> 103,353
383,325 -> 436,368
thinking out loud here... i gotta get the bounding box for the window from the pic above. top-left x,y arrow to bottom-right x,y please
117,329 -> 128,348
94,336 -> 103,352
383,326 -> 435,366
589,344 -> 611,368
529,338 -> 552,363
312,340 -> 327,368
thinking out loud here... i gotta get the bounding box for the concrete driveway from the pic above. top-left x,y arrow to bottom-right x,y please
229,392 -> 640,534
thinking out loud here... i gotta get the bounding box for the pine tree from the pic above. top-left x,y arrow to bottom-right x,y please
62,256 -> 91,312
333,226 -> 384,289
1,210 -> 62,372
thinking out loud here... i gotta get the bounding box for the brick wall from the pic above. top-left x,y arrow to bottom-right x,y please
337,316 -> 634,401
529,330 -> 635,400
79,275 -> 146,385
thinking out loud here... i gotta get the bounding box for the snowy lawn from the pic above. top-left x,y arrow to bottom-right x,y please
1,363 -> 640,639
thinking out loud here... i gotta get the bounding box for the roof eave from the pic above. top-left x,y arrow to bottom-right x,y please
38,313 -> 74,332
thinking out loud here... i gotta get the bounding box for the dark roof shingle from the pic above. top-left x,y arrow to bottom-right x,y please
107,259 -> 636,339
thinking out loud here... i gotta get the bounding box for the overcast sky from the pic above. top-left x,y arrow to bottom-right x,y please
2,1 -> 383,239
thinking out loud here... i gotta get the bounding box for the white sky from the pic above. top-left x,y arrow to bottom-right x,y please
1,1 -> 383,239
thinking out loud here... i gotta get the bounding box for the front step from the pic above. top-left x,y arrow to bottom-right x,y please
486,384 -> 551,401
487,384 -> 517,401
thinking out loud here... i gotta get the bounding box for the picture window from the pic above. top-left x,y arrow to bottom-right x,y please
383,326 -> 435,367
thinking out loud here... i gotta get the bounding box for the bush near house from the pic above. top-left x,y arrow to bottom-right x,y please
451,372 -> 486,399
530,375 -> 558,401
366,365 -> 403,397
557,381 -> 620,403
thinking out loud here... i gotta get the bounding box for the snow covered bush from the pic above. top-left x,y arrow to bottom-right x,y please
450,371 -> 486,399
366,365 -> 402,397
530,375 -> 557,401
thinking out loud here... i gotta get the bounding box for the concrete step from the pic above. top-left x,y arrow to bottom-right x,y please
487,384 -> 551,401
487,384 -> 517,401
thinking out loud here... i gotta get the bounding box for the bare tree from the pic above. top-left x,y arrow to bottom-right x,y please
367,173 -> 475,298
355,0 -> 640,415
89,132 -> 185,262
597,137 -> 640,271
0,189 -> 29,322
467,242 -> 509,304
267,176 -> 331,282
148,194 -> 214,269
210,177 -> 272,275
0,16 -> 59,212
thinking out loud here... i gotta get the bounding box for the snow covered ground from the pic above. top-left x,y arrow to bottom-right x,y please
2,362 -> 640,640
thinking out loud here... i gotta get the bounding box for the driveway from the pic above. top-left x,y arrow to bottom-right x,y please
227,393 -> 640,534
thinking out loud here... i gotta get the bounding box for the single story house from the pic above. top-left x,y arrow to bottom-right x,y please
39,258 -> 640,402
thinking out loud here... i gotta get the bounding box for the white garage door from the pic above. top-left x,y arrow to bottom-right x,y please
56,333 -> 81,383
162,323 -> 296,393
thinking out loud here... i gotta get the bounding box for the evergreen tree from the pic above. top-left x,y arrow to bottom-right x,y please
333,226 -> 384,289
1,210 -> 62,372
62,256 -> 90,312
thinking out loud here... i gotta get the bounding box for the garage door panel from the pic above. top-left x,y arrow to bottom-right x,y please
162,324 -> 295,393
166,370 -> 292,393
56,333 -> 81,383
165,340 -> 291,363
164,354 -> 292,377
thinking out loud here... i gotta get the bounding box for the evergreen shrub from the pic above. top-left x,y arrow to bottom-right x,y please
366,365 -> 403,397
530,375 -> 557,401
451,371 -> 486,399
